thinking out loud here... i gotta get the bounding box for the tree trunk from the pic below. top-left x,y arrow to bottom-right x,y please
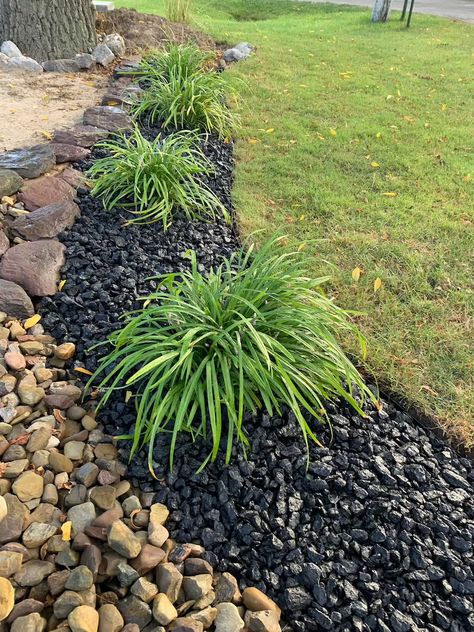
371,0 -> 392,22
0,0 -> 96,61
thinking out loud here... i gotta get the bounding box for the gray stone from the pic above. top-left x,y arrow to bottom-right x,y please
53,590 -> 83,619
10,612 -> 45,632
83,106 -> 132,132
245,610 -> 281,632
1,41 -> 22,58
215,603 -> 244,632
65,484 -> 88,508
53,125 -> 109,148
0,169 -> 23,197
56,543 -> 80,567
2,56 -> 43,73
108,520 -> 142,558
182,574 -> 213,601
65,565 -> 94,591
76,462 -> 99,487
117,595 -> 152,629
0,239 -> 65,296
98,603 -> 123,632
92,43 -> 115,67
14,560 -> 55,586
224,48 -> 245,63
43,58 -> 81,72
22,522 -> 57,548
0,280 -> 34,319
67,502 -> 97,535
6,598 -> 43,624
103,33 -> 126,57
75,53 -> 95,69
0,494 -> 28,545
0,230 -> 9,257
156,563 -> 183,604
0,145 -> 55,179
117,561 -> 139,587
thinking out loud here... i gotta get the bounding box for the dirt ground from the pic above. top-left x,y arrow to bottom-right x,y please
0,70 -> 109,152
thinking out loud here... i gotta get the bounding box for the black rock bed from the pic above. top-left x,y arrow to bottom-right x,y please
39,128 -> 474,632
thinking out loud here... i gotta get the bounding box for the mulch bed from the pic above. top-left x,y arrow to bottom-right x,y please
38,109 -> 474,631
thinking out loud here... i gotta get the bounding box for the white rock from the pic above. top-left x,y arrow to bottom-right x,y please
1,41 -> 22,58
92,43 -> 115,67
6,56 -> 43,73
103,33 -> 126,57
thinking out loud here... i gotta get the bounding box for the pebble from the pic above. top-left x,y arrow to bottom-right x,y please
55,342 -> 76,360
153,592 -> 178,625
214,602 -> 245,632
0,577 -> 14,621
98,603 -> 124,632
11,471 -> 44,502
107,520 -> 142,558
68,604 -> 99,632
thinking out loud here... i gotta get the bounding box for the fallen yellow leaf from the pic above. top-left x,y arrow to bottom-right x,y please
248,138 -> 259,144
40,130 -> 53,140
125,390 -> 133,403
61,521 -> 72,541
266,128 -> 275,133
352,267 -> 362,282
74,367 -> 93,376
382,192 -> 397,197
24,314 -> 41,329
374,278 -> 382,292
330,128 -> 337,137
441,103 -> 447,111
371,161 -> 380,168
58,279 -> 66,291
376,132 -> 382,138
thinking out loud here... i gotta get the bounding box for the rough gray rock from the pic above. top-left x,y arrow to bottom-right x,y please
11,200 -> 80,241
103,33 -> 126,57
224,42 -> 254,63
0,145 -> 55,179
0,279 -> 34,318
43,58 -> 81,73
75,53 -> 95,70
3,56 -> 43,73
0,239 -> 66,296
0,41 -> 22,58
92,43 -> 115,67
0,169 -> 23,197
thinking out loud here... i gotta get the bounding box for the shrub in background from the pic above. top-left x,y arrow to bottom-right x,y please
91,236 -> 373,473
87,126 -> 227,227
166,0 -> 192,23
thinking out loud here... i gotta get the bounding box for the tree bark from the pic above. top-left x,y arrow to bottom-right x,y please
0,0 -> 96,61
371,0 -> 392,22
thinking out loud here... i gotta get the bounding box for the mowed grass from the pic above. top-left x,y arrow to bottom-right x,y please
117,0 -> 474,444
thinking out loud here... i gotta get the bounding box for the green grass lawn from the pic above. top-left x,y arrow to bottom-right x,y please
116,0 -> 474,444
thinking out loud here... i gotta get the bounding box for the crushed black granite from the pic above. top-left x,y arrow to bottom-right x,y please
39,122 -> 474,632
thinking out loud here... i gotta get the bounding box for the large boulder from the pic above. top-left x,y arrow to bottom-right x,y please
11,200 -> 80,240
0,279 -> 34,318
18,175 -> 75,211
0,145 -> 55,179
83,106 -> 132,132
0,240 -> 65,296
0,169 -> 23,197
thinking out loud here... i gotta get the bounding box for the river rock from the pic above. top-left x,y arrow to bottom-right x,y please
183,574 -> 213,601
156,563 -> 183,603
0,230 -> 9,257
83,106 -> 132,132
169,619 -> 203,632
0,495 -> 7,522
153,593 -> 178,626
49,451 -> 74,473
53,125 -> 109,148
117,595 -> 152,629
108,520 -> 142,558
0,240 -> 65,296
6,598 -> 43,623
0,280 -> 34,318
50,143 -> 91,164
65,565 -> 94,591
215,603 -> 245,632
22,522 -> 57,548
129,542 -> 165,575
242,588 -> 281,617
10,612 -> 45,632
0,577 -> 14,622
0,145 -> 55,179
0,169 -> 23,197
98,603 -> 123,632
68,604 -> 99,632
0,551 -> 22,577
67,502 -> 97,535
12,471 -> 44,502
0,494 -> 28,544
245,610 -> 282,632
14,560 -> 55,586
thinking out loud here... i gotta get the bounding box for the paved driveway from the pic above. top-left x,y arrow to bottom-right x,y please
304,0 -> 474,23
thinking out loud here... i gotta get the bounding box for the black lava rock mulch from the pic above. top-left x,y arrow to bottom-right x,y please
38,123 -> 474,632
114,397 -> 473,632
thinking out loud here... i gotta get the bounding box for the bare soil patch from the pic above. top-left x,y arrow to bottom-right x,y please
0,70 -> 108,152
96,7 -> 215,52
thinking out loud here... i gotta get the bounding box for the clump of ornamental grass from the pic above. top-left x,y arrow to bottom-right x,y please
90,236 -> 373,473
129,42 -> 214,84
133,70 -> 239,140
86,126 -> 227,227
166,0 -> 192,23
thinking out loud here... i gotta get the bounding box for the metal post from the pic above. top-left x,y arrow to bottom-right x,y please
407,0 -> 416,27
400,0 -> 409,20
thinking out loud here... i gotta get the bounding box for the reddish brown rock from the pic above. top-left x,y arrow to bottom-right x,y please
50,143 -> 91,164
0,240 -> 65,297
53,125 -> 109,148
0,280 -> 34,318
18,175 -> 75,211
57,167 -> 86,189
130,543 -> 165,576
83,106 -> 132,132
11,201 -> 80,240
